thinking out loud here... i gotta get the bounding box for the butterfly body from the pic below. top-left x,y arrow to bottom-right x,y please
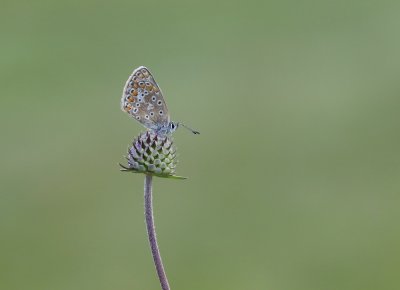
121,66 -> 199,135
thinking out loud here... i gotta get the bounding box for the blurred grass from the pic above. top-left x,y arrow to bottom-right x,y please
1,0 -> 400,289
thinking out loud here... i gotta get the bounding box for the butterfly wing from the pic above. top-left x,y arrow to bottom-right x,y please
121,66 -> 170,130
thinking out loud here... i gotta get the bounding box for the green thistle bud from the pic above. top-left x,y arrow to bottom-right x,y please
120,131 -> 186,179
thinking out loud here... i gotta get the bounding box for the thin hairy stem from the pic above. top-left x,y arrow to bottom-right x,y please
144,174 -> 170,290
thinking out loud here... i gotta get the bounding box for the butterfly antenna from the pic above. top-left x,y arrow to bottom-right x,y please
178,123 -> 200,134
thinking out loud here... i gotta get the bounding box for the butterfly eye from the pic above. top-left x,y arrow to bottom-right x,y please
133,108 -> 138,113
136,116 -> 140,120
150,112 -> 154,116
135,103 -> 140,107
145,82 -> 151,86
144,90 -> 149,95
152,96 -> 157,102
157,100 -> 162,106
139,81 -> 145,87
145,115 -> 149,119
159,110 -> 163,115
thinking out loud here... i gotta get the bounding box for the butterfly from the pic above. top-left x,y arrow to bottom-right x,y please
121,66 -> 199,136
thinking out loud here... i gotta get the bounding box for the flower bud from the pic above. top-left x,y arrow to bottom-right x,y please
120,131 -> 185,179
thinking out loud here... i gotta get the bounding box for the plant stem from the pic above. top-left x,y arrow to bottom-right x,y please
144,174 -> 170,290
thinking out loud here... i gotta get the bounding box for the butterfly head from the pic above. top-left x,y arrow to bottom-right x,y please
169,122 -> 178,133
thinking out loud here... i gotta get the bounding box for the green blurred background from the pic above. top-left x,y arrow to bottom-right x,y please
1,0 -> 400,289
